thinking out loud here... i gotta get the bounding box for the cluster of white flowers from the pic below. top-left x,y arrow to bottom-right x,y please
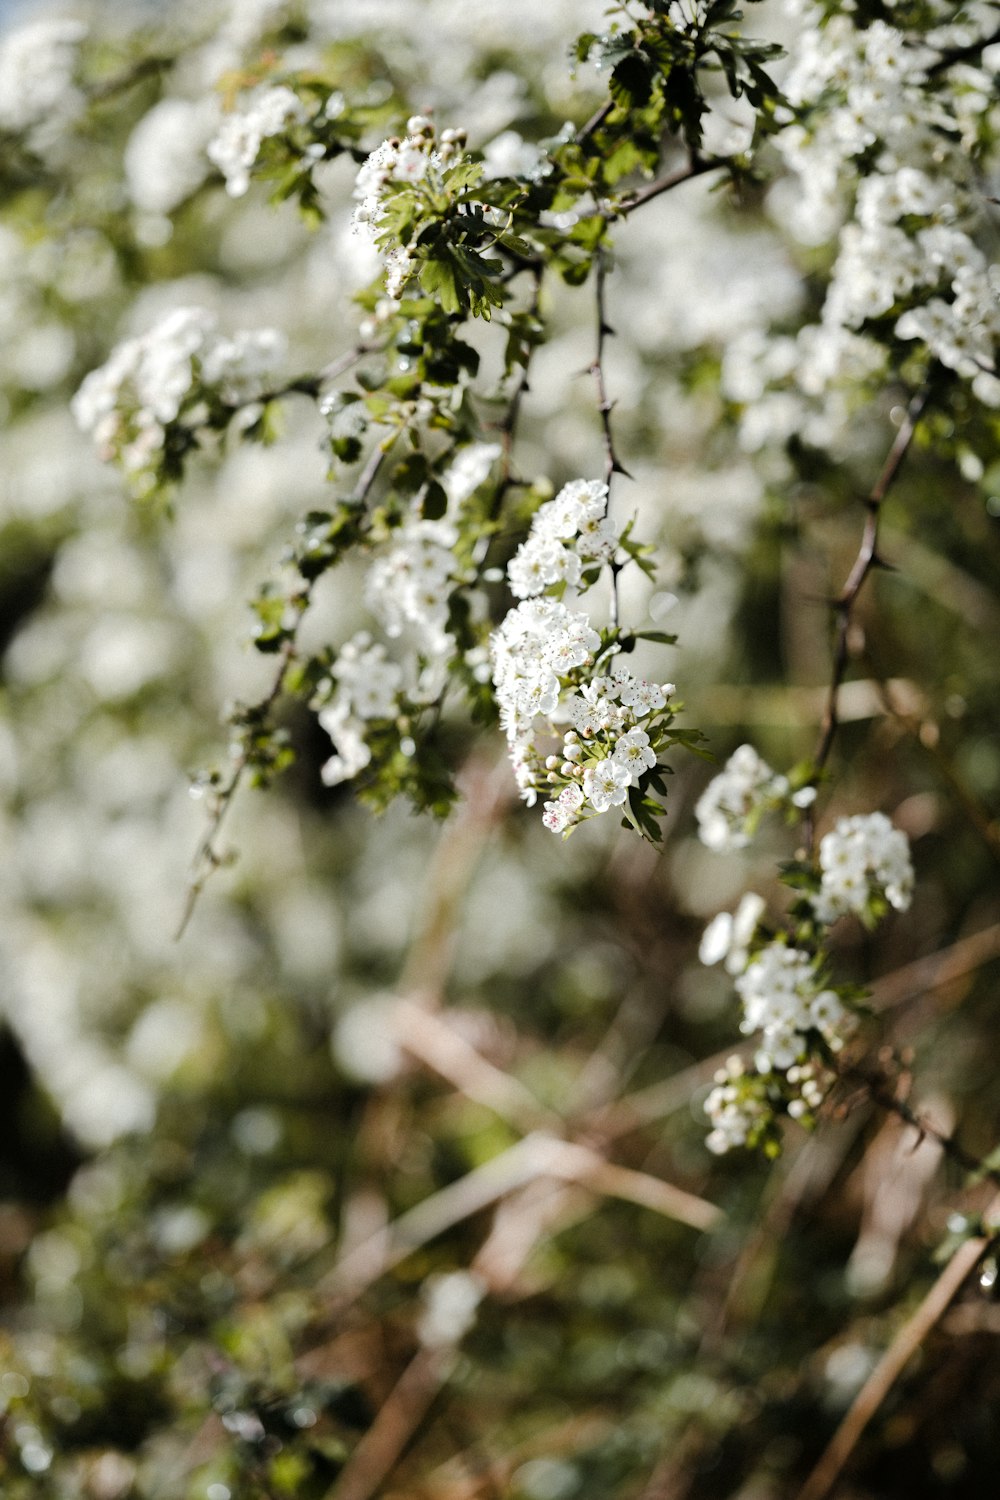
699,750 -> 916,1152
124,98 -> 220,218
481,129 -> 549,182
694,744 -> 790,852
812,811 -> 914,924
491,596 -> 601,787
704,1053 -> 828,1156
317,634 -> 404,787
506,478 -> 619,599
701,918 -> 851,1153
738,941 -> 854,1069
0,18 -> 86,142
71,307 -> 287,481
207,85 -> 307,197
491,474 -> 677,830
351,116 -> 468,293
764,7 -> 1000,424
365,518 -> 466,659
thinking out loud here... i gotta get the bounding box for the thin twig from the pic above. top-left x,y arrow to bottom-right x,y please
611,154 -> 730,217
795,1192 -> 1000,1500
221,343 -> 372,415
392,997 -> 560,1136
591,251 -> 629,629
869,921 -> 1000,1013
804,387 -> 930,848
575,99 -> 614,145
865,661 -> 1000,864
839,1060 -> 1000,1189
320,1131 -> 721,1304
328,1346 -> 453,1500
926,25 -> 1000,76
175,441 -> 387,937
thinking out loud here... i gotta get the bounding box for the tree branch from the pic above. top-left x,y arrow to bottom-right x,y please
591,251 -> 630,630
804,387 -> 930,847
796,1193 -> 1000,1500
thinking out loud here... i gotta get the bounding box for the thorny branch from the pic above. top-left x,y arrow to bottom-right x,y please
838,1058 -> 1000,1189
175,440 -> 387,938
804,386 -> 930,848
591,251 -> 628,630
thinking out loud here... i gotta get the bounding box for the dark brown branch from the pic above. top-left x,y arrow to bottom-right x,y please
591,252 -> 629,629
574,99 -> 614,146
840,1059 -> 1000,1189
610,153 -> 731,218
804,387 -> 930,847
926,25 -> 1000,77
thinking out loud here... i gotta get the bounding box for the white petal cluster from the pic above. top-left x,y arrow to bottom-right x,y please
705,1054 -> 827,1156
812,812 -> 914,924
769,8 -> 1000,417
541,664 -> 675,833
704,1056 -> 773,1155
506,479 -> 618,599
125,98 -> 220,217
441,443 -> 501,508
491,597 -> 601,754
736,941 -> 853,1070
365,518 -> 463,659
317,634 -> 403,787
71,307 -> 287,480
702,931 -> 851,1155
207,85 -> 307,197
0,19 -> 86,140
351,116 -> 468,294
694,744 -> 788,852
352,116 -> 467,233
699,891 -> 765,972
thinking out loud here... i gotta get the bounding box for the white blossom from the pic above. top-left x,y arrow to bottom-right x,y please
0,19 -> 86,140
71,307 -> 286,480
365,518 -> 462,658
812,812 -> 914,923
125,98 -> 219,216
695,744 -> 789,852
582,757 -> 631,813
207,85 -> 307,197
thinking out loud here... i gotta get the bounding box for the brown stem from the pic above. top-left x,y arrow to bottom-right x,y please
796,1193 -> 1000,1500
804,387 -> 929,848
840,1060 -> 1000,1189
591,252 -> 629,630
927,25 -> 1000,76
574,99 -> 614,145
610,154 -> 730,218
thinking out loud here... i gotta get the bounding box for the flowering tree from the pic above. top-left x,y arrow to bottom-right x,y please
2,1 -> 1000,1496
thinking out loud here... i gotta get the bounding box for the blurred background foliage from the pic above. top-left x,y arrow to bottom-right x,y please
2,1 -> 1000,1497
